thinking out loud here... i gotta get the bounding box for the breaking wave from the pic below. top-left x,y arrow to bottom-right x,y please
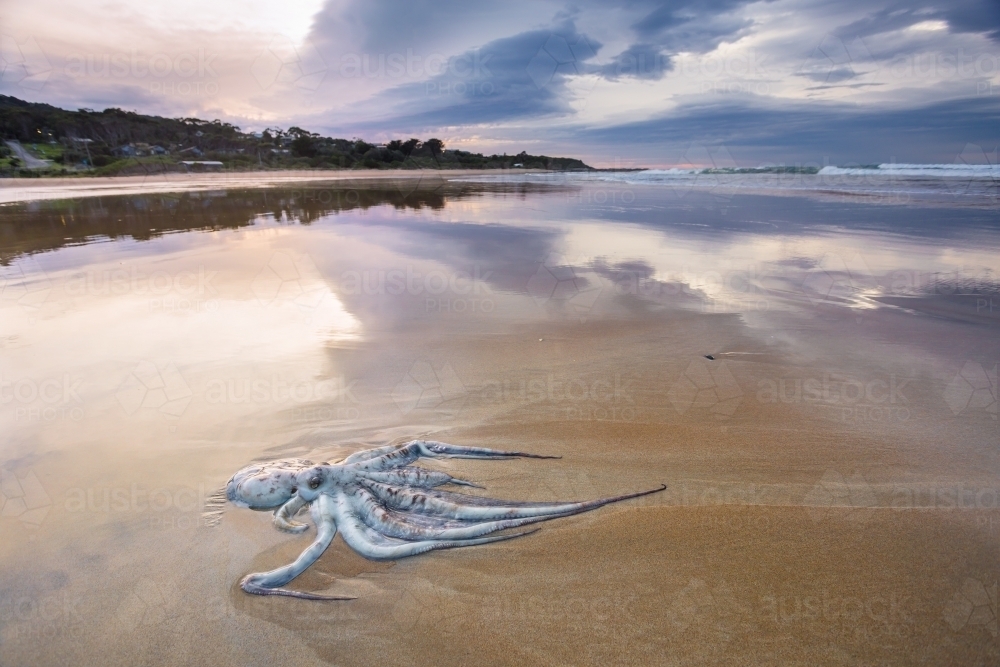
818,164 -> 999,178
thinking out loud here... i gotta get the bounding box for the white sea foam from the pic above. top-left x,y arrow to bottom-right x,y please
451,163 -> 998,206
818,164 -> 1000,178
457,163 -> 998,186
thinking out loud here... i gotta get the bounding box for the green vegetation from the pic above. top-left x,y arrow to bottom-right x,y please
25,142 -> 64,161
0,144 -> 14,170
0,95 -> 591,176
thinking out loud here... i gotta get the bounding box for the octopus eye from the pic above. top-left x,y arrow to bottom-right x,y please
309,477 -> 321,490
290,486 -> 297,493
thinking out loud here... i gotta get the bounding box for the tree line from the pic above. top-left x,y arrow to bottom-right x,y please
0,95 -> 591,175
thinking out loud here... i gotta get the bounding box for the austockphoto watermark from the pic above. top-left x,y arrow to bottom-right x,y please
286,188 -> 363,206
426,80 -> 496,97
1,374 -> 85,422
202,374 -> 361,422
390,364 -> 637,420
64,266 -> 218,297
63,49 -> 219,97
290,404 -> 360,422
756,372 -> 914,424
612,267 -> 769,297
64,483 -> 213,529
611,267 -> 771,307
601,48 -> 770,84
677,48 -> 774,94
204,375 -> 358,405
64,265 -> 219,313
669,482 -> 789,509
806,471 -> 1000,518
692,505 -> 779,533
700,80 -> 772,95
886,482 -> 1000,511
340,265 -> 496,313
147,80 -> 220,97
476,372 -> 634,403
658,477 -> 1000,513
881,268 -> 999,297
476,372 -> 637,421
424,297 -> 495,313
338,48 -> 493,80
567,187 -> 636,205
977,80 -> 998,96
488,592 -> 639,627
758,589 -> 914,632
0,591 -> 86,642
63,49 -> 218,80
675,49 -> 771,81
884,48 -> 999,81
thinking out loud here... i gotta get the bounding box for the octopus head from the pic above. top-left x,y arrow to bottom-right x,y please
226,459 -> 316,510
293,465 -> 331,502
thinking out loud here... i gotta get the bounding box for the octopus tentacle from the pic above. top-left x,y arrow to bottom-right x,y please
272,495 -> 310,533
417,487 -> 593,508
348,487 -> 568,541
347,440 -> 559,472
341,443 -> 409,464
358,467 -> 481,489
361,480 -> 667,520
240,495 -> 354,600
332,493 -> 538,560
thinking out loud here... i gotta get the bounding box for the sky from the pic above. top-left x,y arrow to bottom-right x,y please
0,0 -> 998,166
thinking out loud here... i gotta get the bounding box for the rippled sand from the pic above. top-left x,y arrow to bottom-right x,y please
0,181 -> 996,665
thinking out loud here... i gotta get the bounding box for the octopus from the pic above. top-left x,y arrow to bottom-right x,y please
226,440 -> 665,600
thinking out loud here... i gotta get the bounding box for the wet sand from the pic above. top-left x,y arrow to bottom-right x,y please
0,182 -> 996,665
0,169 -> 542,205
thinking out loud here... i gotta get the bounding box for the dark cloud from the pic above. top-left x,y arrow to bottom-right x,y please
306,0 -> 567,75
597,43 -> 674,80
628,0 -> 752,36
582,96 -> 1000,164
941,0 -> 1000,40
597,0 -> 758,81
335,20 -> 603,131
834,0 -> 1000,41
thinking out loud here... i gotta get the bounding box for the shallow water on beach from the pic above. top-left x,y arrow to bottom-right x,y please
1,178 -> 997,665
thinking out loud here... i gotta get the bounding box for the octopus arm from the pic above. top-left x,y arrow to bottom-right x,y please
333,493 -> 536,561
349,487 -> 570,541
348,440 -> 559,472
362,481 -> 667,520
272,495 -> 310,533
342,443 -> 411,464
358,467 -> 481,489
240,495 -> 354,600
418,487 -> 587,508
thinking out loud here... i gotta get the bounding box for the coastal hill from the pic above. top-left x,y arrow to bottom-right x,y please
0,95 -> 591,175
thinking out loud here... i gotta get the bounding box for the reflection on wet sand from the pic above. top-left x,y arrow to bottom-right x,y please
0,181 -> 570,264
0,180 -> 997,666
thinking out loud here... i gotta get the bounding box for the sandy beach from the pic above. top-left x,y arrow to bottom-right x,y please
4,0 -> 998,661
0,179 -> 996,665
0,169 -> 544,205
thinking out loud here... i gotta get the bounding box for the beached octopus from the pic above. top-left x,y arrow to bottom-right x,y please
226,440 -> 665,599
